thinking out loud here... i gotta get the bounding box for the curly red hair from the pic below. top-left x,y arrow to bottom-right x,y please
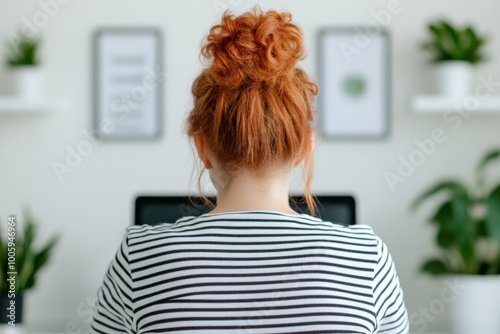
187,7 -> 319,215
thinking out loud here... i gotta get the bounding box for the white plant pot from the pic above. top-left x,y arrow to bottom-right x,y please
449,275 -> 500,334
434,61 -> 473,98
10,67 -> 43,99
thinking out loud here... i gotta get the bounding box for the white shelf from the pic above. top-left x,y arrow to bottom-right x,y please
0,97 -> 66,114
412,95 -> 500,114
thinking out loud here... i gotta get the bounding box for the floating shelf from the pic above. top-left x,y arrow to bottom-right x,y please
412,95 -> 500,114
0,97 -> 66,114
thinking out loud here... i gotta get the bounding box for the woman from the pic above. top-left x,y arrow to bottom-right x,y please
91,8 -> 409,334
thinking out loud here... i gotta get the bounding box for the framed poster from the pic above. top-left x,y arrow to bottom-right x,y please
93,28 -> 163,140
318,28 -> 390,140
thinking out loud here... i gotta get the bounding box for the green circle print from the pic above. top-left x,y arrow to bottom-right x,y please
343,75 -> 366,98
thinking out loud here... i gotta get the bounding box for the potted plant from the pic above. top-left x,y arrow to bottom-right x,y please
411,149 -> 500,334
0,208 -> 59,329
422,20 -> 487,98
5,32 -> 42,98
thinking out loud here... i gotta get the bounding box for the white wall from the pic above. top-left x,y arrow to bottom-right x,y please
1,0 -> 500,332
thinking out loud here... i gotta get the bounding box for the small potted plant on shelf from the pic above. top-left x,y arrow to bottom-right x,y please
5,31 -> 42,98
422,19 -> 487,98
0,207 -> 59,329
411,148 -> 500,334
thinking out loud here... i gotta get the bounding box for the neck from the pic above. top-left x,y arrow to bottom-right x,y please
209,168 -> 299,215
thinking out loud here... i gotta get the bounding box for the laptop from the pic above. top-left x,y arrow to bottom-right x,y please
135,195 -> 356,226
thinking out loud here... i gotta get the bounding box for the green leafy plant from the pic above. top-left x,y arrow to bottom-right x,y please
5,32 -> 40,67
411,149 -> 500,276
0,207 -> 59,293
422,20 -> 487,64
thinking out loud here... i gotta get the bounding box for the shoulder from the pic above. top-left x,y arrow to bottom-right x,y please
326,222 -> 379,236
315,221 -> 387,264
125,221 -> 182,239
315,220 -> 381,243
123,215 -> 202,243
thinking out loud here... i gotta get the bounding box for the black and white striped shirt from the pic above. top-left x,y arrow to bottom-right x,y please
91,211 -> 409,333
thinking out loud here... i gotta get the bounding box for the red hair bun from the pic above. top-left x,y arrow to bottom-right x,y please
202,9 -> 306,86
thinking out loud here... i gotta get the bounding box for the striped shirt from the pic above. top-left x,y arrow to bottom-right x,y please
91,211 -> 409,334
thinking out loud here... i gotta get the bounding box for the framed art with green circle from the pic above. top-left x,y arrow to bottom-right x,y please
317,27 -> 390,140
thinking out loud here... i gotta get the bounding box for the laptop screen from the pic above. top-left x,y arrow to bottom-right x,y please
135,196 -> 356,226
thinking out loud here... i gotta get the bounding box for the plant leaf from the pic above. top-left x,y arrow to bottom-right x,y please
476,149 -> 500,192
422,20 -> 486,64
428,23 -> 452,60
421,258 -> 448,275
432,194 -> 470,240
436,228 -> 456,248
411,180 -> 468,211
476,218 -> 488,237
477,149 -> 500,176
486,185 -> 500,245
431,192 -> 474,272
5,33 -> 40,67
0,208 -> 60,293
440,21 -> 461,59
32,235 -> 60,276
18,208 -> 31,276
18,251 -> 35,291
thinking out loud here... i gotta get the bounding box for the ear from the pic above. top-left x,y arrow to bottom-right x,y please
193,132 -> 213,169
293,130 -> 315,167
